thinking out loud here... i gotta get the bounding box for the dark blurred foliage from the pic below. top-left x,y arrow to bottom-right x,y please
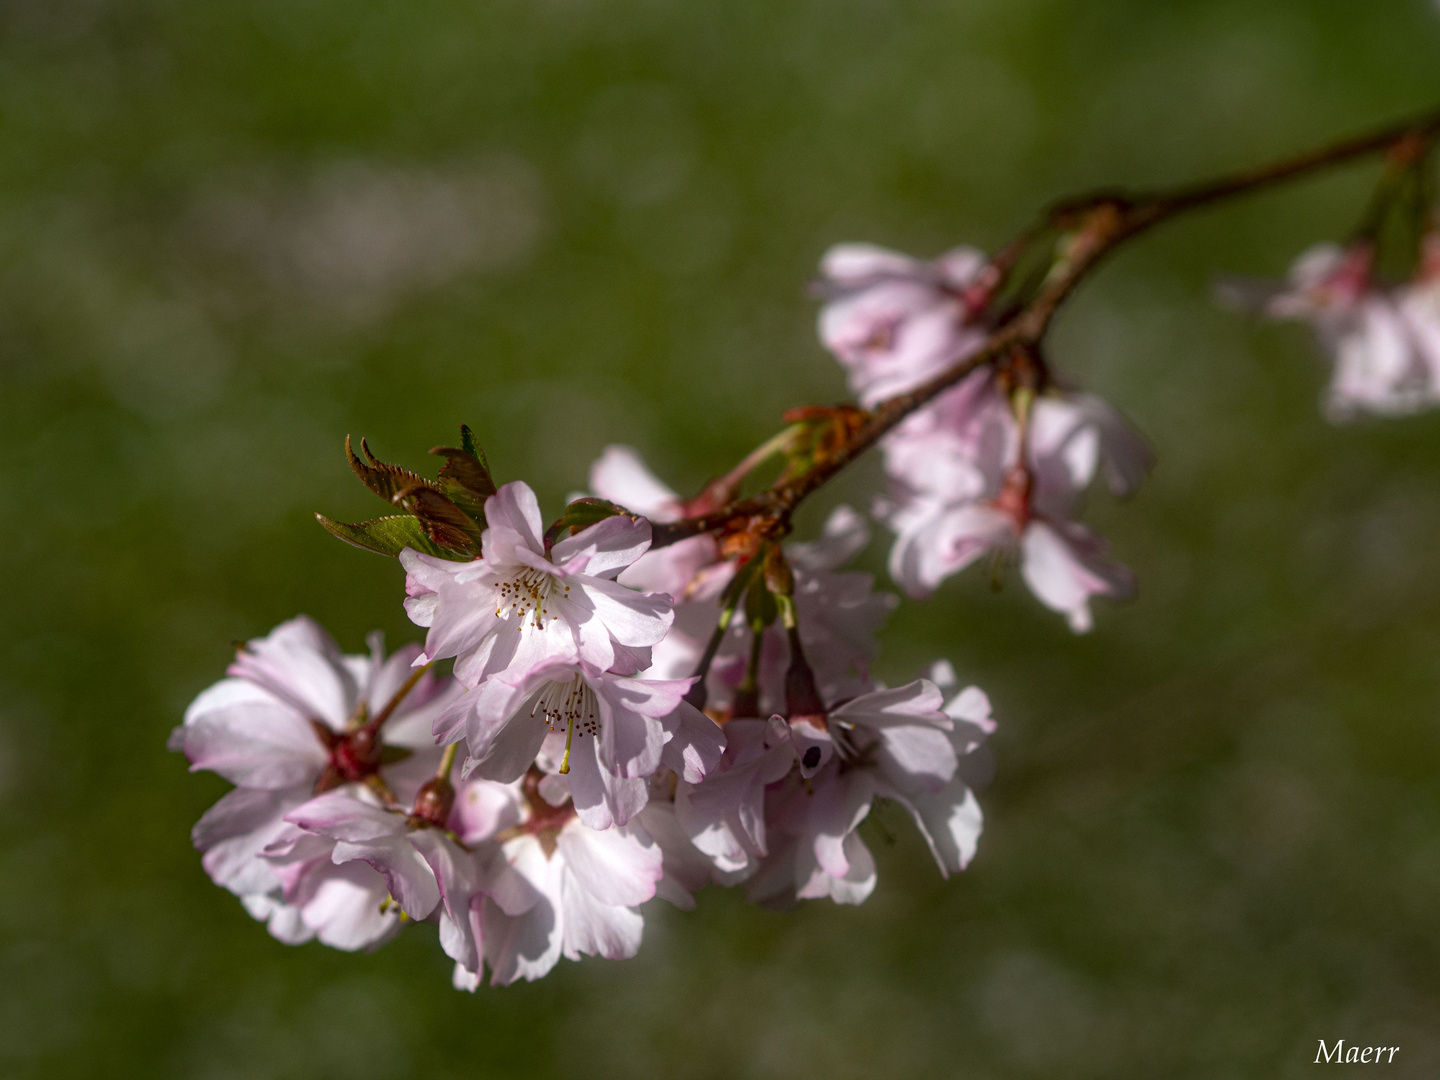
3,0 -> 1440,1076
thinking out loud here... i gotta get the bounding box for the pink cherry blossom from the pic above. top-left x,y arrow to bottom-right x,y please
245,855 -> 401,950
264,787 -> 532,974
255,810 -> 404,951
744,766 -> 877,907
744,673 -> 993,908
400,480 -> 674,688
587,444 -> 720,600
673,716 -> 797,876
1228,242 -> 1440,420
171,617 -> 457,905
877,385 -> 1149,632
434,659 -> 722,830
817,243 -> 993,407
636,785 -> 724,909
449,774 -> 664,986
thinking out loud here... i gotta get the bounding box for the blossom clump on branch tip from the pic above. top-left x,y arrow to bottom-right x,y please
1234,239 -> 1440,421
176,111 -> 1440,990
173,614 -> 668,983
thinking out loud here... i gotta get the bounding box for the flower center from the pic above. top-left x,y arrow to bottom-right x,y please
494,566 -> 569,629
992,464 -> 1031,530
529,675 -> 600,775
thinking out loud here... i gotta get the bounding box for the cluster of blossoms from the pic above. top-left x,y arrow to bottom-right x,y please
175,123 -> 1440,988
817,243 -> 1153,632
1226,234 -> 1440,420
177,472 -> 992,987
1216,135 -> 1440,422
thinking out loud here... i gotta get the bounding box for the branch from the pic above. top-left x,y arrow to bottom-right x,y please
650,105 -> 1440,550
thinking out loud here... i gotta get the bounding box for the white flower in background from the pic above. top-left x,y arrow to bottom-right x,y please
816,243 -> 993,406
401,480 -> 674,687
587,445 -> 898,711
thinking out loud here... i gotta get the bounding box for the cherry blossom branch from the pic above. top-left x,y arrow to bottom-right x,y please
649,105 -> 1440,551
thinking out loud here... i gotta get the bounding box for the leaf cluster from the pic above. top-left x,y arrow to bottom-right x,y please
315,426 -> 497,561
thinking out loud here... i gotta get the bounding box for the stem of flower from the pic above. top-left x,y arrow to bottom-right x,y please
683,555 -> 764,710
730,616 -> 767,720
344,699 -> 369,732
436,741 -> 458,780
683,610 -> 736,713
365,773 -> 402,810
713,427 -> 801,501
364,662 -> 433,736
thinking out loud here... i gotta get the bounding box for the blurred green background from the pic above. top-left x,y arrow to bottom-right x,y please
4,0 -> 1440,1076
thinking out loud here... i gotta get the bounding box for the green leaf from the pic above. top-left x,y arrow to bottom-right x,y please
347,435 -> 438,503
314,513 -> 469,560
430,425 -> 497,524
461,424 -> 489,472
432,477 -> 487,523
543,497 -> 637,547
392,486 -> 484,555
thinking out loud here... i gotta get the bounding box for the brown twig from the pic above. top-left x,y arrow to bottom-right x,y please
649,106 -> 1440,550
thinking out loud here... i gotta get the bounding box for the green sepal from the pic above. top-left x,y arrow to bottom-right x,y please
379,745 -> 414,765
314,513 -> 469,561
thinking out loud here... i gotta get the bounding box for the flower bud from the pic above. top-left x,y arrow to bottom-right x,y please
410,776 -> 456,829
783,624 -> 827,722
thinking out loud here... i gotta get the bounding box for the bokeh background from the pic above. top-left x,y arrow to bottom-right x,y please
4,0 -> 1440,1076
